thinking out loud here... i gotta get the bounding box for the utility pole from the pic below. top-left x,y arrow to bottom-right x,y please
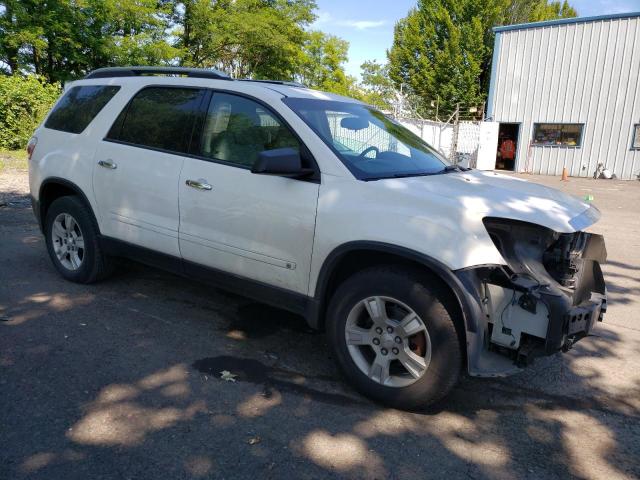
450,103 -> 460,163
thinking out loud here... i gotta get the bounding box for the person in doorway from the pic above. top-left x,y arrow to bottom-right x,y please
499,137 -> 516,170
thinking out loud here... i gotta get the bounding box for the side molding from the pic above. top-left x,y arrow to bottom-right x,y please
99,235 -> 311,316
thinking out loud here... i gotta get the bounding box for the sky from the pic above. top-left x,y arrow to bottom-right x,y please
313,0 -> 640,79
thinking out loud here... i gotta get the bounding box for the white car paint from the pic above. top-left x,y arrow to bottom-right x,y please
29,74 -> 599,301
93,140 -> 184,258
179,157 -> 319,293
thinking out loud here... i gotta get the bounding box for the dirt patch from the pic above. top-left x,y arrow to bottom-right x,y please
0,169 -> 30,207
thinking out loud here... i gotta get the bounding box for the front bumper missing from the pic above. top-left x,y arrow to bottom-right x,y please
455,226 -> 607,377
562,294 -> 606,350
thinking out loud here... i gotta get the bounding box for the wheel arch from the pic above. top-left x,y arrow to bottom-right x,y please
38,177 -> 99,234
308,242 -> 480,341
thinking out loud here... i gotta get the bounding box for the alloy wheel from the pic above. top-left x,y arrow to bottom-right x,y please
344,296 -> 431,388
51,213 -> 85,271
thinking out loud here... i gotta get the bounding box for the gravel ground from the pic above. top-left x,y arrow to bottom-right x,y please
1,168 -> 639,480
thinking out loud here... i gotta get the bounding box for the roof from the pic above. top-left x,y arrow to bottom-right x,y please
250,82 -> 362,103
82,66 -> 361,103
493,11 -> 640,33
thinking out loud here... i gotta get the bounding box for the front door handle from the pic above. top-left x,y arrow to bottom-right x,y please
98,159 -> 117,169
186,179 -> 212,191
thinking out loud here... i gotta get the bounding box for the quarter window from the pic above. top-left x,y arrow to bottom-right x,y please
633,124 -> 640,150
108,87 -> 203,154
45,85 -> 120,134
198,93 -> 299,168
532,123 -> 583,147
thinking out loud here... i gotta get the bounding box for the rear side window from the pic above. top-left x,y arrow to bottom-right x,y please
107,87 -> 203,154
45,85 -> 120,134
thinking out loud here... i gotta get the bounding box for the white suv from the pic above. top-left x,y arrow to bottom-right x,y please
28,67 -> 607,409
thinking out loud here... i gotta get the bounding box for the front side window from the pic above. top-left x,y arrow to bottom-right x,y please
633,124 -> 640,149
283,98 -> 448,180
198,93 -> 299,168
108,87 -> 203,154
532,123 -> 583,147
45,85 -> 120,134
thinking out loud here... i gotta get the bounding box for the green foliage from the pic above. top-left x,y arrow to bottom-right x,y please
387,0 -> 578,116
387,1 -> 489,115
0,75 -> 60,149
0,1 -> 359,144
0,0 -> 179,83
0,0 -> 331,84
504,0 -> 577,23
358,60 -> 396,110
176,0 -> 316,79
298,31 -> 352,91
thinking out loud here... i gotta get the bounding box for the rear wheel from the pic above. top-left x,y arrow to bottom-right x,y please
44,196 -> 113,283
327,266 -> 462,409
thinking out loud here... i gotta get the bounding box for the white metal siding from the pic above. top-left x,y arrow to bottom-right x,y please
490,16 -> 640,180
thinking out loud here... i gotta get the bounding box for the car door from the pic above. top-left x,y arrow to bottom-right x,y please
178,91 -> 319,295
93,86 -> 205,257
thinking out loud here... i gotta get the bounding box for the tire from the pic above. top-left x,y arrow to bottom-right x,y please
44,196 -> 113,283
326,266 -> 463,410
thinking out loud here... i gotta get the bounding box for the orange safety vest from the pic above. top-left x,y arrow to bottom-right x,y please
500,139 -> 515,160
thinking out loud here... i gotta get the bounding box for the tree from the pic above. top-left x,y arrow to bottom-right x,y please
359,60 -> 395,110
0,0 -> 178,83
387,1 -> 489,115
84,0 -> 179,69
0,0 -> 355,88
387,0 -> 578,116
174,0 -> 317,79
0,74 -> 60,149
504,0 -> 576,24
297,30 -> 354,91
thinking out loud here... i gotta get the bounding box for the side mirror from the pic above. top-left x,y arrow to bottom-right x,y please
251,148 -> 314,178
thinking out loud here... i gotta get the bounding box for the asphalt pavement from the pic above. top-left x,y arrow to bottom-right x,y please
1,170 -> 639,479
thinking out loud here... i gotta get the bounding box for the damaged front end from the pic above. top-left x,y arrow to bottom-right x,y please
457,217 -> 607,376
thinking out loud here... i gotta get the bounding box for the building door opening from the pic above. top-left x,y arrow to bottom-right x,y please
496,123 -> 519,171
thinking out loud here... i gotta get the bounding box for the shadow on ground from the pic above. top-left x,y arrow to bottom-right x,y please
1,182 -> 639,479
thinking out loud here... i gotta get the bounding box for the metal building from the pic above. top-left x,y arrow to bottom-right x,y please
486,12 -> 640,180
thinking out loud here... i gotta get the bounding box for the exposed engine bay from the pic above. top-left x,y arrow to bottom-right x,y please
456,217 -> 607,375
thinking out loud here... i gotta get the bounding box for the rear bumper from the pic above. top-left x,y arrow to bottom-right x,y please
456,230 -> 607,377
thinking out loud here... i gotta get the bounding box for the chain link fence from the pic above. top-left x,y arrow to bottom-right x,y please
392,98 -> 485,167
396,117 -> 482,167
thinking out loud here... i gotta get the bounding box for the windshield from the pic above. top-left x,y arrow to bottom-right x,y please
282,98 -> 450,180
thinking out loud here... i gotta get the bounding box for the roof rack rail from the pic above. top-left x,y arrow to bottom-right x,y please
240,79 -> 306,88
85,66 -> 232,80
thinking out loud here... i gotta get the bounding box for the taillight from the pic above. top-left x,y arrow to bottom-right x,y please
27,136 -> 38,160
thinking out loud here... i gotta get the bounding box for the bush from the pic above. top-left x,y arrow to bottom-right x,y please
0,75 -> 61,150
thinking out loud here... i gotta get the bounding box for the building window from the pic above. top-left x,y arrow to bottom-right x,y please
532,123 -> 583,147
633,124 -> 640,150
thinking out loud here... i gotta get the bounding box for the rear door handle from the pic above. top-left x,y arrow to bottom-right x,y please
186,179 -> 212,191
98,159 -> 117,169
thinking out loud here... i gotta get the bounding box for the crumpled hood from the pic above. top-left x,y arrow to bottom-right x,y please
377,170 -> 599,233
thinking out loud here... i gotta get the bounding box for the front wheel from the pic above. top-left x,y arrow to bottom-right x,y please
326,266 -> 463,410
